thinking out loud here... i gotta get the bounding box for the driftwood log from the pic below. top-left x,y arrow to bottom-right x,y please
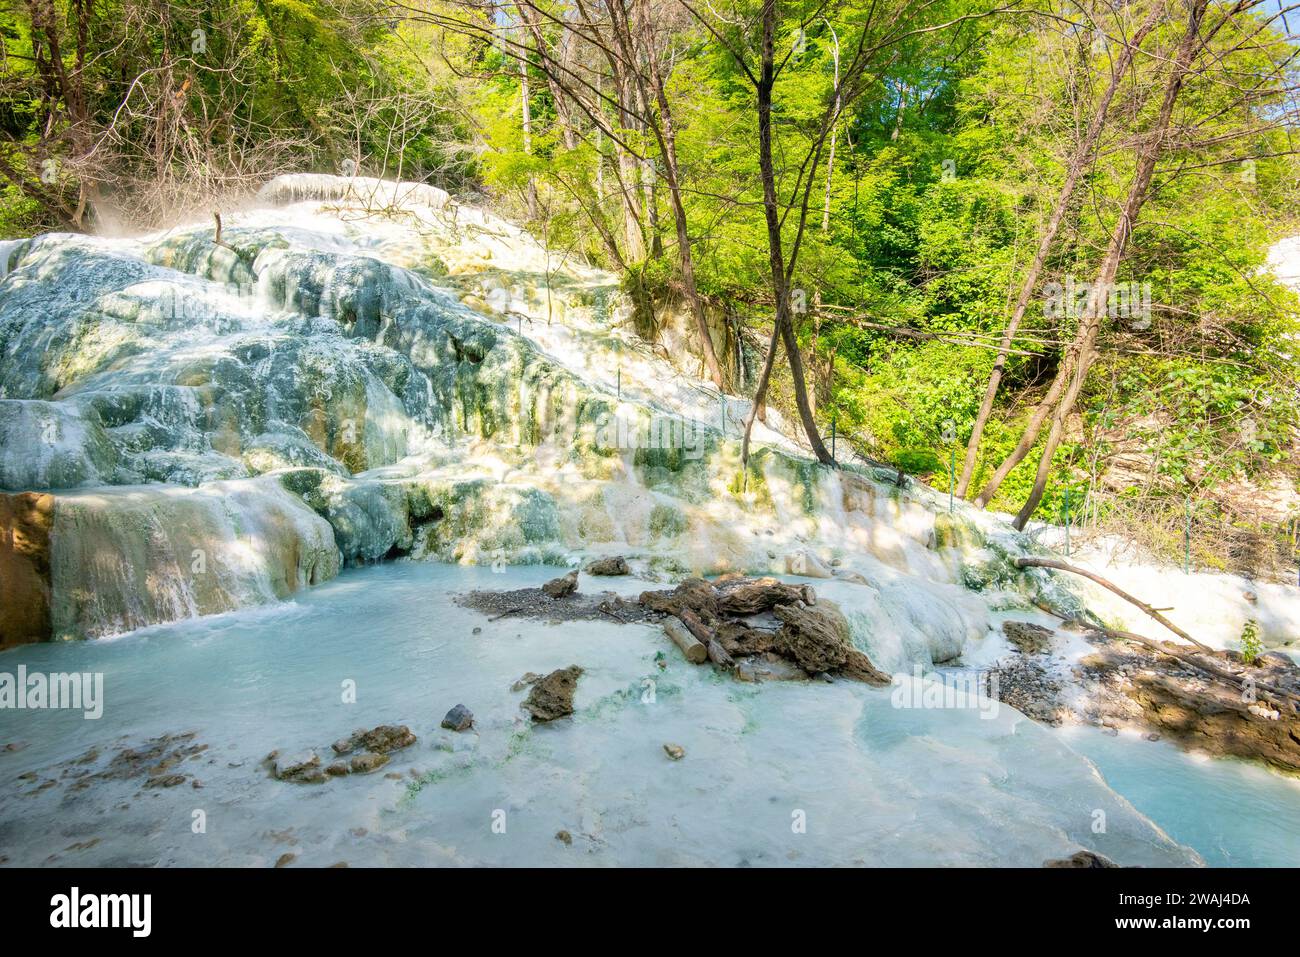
676,608 -> 715,644
663,618 -> 708,664
1013,557 -> 1212,652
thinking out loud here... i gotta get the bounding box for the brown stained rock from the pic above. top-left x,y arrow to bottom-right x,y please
523,665 -> 584,722
771,602 -> 853,673
1125,671 -> 1300,772
638,578 -> 719,622
1078,638 -> 1300,772
1044,850 -> 1119,868
841,648 -> 892,686
715,578 -> 806,617
587,556 -> 630,576
272,752 -> 325,784
542,570 -> 579,599
349,725 -> 416,754
349,752 -> 390,774
1003,620 -> 1054,655
0,492 -> 54,648
714,620 -> 778,657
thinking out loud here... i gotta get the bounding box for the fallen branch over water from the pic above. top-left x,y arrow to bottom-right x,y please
1013,557 -> 1213,652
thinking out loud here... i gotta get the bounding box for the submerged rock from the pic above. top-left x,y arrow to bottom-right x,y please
441,704 -> 474,732
271,751 -> 325,785
523,665 -> 583,722
349,752 -> 390,774
663,743 -> 685,760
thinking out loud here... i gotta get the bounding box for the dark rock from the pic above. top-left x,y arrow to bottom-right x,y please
441,704 -> 474,732
587,556 -> 630,576
542,570 -> 579,599
1003,621 -> 1053,654
1044,850 -> 1119,868
523,665 -> 583,721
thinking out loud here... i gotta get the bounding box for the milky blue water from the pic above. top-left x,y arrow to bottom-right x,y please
0,561 -> 1293,867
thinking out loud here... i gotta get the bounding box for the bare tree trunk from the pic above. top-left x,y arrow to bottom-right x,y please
956,3 -> 1164,498
622,0 -> 725,389
518,39 -> 539,219
1010,0 -> 1210,530
742,320 -> 782,466
754,0 -> 831,464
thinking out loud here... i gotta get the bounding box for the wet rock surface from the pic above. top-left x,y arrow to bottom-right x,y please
269,725 -> 417,783
586,556 -> 630,576
441,704 -> 474,732
542,570 -> 579,599
1075,635 -> 1300,773
522,665 -> 583,722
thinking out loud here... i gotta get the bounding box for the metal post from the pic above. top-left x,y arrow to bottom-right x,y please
948,449 -> 955,513
831,410 -> 837,460
1184,494 -> 1192,574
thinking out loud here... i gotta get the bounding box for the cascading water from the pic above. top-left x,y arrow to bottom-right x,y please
2,175 -> 1298,867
